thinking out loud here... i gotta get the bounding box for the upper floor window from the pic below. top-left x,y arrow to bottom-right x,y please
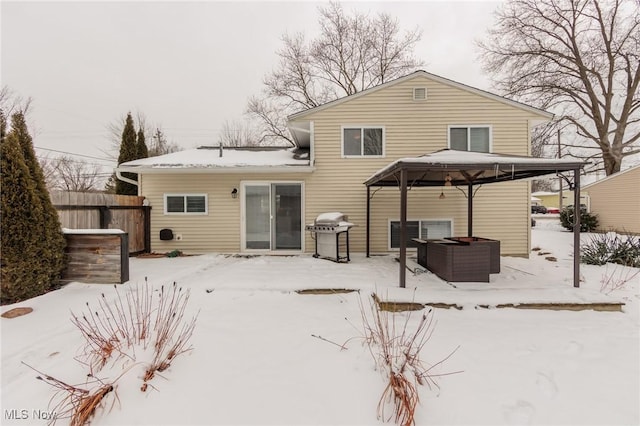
164,194 -> 208,214
342,126 -> 384,157
449,125 -> 491,153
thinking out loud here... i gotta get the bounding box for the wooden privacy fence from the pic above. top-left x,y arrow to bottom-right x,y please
52,191 -> 151,255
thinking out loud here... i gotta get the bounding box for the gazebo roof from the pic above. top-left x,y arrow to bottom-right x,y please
363,149 -> 587,289
365,149 -> 586,187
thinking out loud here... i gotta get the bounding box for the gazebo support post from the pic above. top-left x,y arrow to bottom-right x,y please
573,169 -> 581,288
366,185 -> 371,258
399,169 -> 407,288
467,183 -> 473,237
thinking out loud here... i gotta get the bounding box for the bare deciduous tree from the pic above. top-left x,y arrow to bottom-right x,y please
247,1 -> 423,146
148,128 -> 179,157
479,0 -> 640,176
217,119 -> 264,147
0,86 -> 32,116
106,112 -> 179,158
40,156 -> 103,192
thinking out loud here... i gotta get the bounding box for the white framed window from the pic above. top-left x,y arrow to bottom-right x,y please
389,219 -> 453,250
448,125 -> 492,153
342,126 -> 385,157
164,194 -> 208,215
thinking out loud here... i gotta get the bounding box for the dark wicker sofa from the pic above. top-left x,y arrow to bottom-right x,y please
425,239 -> 491,282
446,237 -> 500,273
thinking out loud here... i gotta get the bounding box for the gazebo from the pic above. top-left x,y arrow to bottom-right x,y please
364,149 -> 587,288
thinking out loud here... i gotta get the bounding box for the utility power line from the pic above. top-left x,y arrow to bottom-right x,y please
34,146 -> 116,162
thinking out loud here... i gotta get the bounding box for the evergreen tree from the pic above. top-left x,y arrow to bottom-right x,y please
1,112 -> 51,303
11,113 -> 66,291
136,127 -> 148,159
0,108 -> 5,140
116,112 -> 139,195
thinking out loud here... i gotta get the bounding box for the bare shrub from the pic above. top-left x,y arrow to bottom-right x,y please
357,293 -> 460,426
600,265 -> 640,295
24,363 -> 121,426
31,279 -> 198,425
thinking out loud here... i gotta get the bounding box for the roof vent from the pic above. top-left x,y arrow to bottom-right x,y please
413,87 -> 427,101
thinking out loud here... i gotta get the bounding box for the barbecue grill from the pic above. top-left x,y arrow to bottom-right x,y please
306,212 -> 355,262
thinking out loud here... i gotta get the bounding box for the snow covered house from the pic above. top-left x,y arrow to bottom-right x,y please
582,164 -> 640,234
116,70 -> 554,257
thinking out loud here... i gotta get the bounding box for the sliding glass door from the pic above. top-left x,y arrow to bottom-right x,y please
243,183 -> 302,251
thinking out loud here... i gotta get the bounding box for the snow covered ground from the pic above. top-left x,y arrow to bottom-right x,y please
1,221 -> 639,425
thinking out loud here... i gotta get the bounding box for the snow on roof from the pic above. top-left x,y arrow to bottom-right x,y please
62,228 -> 125,234
396,149 -> 583,166
117,146 -> 311,171
532,191 -> 559,196
364,149 -> 587,188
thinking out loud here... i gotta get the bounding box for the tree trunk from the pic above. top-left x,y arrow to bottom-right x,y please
602,148 -> 622,176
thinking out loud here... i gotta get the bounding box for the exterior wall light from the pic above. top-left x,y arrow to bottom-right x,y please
231,188 -> 238,199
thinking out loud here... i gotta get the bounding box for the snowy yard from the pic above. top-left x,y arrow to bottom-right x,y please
1,221 -> 639,425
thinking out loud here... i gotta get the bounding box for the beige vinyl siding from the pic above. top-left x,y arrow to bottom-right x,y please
535,193 -> 560,208
301,74 -> 540,256
137,73 -> 545,256
584,166 -> 640,234
140,172 -> 310,254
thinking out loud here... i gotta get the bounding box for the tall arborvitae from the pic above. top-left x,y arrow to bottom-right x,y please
0,109 -> 5,140
9,112 -> 67,292
1,112 -> 51,303
136,127 -> 148,159
116,112 -> 139,195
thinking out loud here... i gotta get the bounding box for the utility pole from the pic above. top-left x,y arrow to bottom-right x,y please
558,130 -> 563,210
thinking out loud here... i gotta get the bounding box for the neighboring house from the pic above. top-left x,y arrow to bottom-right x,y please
117,70 -> 553,257
532,191 -> 560,208
532,190 -> 589,210
583,164 -> 640,234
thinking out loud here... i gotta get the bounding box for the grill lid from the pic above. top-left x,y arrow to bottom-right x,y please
314,212 -> 348,225
307,211 -> 355,233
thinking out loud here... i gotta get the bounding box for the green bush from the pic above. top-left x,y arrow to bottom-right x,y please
559,206 -> 598,232
1,112 -> 66,304
581,232 -> 640,267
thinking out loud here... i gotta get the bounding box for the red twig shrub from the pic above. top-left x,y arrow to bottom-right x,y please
358,293 -> 459,426
32,279 -> 198,425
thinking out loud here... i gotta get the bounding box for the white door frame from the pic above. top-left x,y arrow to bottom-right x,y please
240,180 -> 305,254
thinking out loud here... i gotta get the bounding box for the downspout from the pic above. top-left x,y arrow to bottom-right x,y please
115,169 -> 139,187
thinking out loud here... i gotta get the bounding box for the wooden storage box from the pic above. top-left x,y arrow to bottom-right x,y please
62,229 -> 129,284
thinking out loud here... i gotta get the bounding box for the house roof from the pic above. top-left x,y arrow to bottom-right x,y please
287,70 -> 555,123
582,163 -> 640,190
116,146 -> 313,174
364,149 -> 586,187
532,191 -> 560,196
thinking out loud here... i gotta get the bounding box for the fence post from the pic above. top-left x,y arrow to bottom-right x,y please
143,206 -> 152,253
98,207 -> 111,229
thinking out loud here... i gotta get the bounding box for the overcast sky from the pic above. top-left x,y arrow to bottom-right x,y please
1,0 -> 502,172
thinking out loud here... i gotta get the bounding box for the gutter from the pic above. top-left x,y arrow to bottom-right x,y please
116,165 -> 316,174
116,169 -> 139,187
